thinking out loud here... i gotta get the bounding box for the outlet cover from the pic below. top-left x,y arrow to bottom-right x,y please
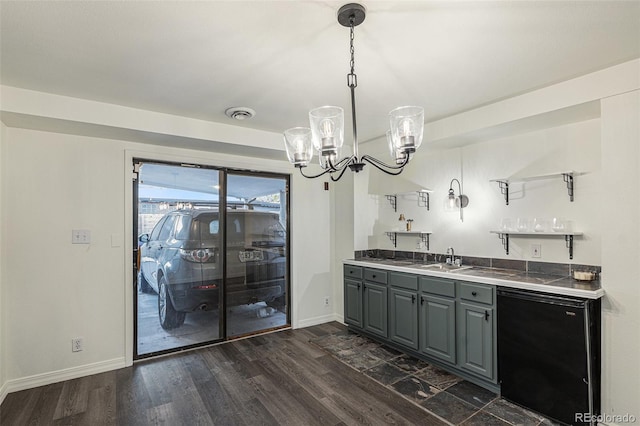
323,296 -> 330,307
72,229 -> 91,244
72,338 -> 84,352
531,244 -> 542,258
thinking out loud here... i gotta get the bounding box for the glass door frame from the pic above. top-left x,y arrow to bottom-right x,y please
132,158 -> 291,360
224,169 -> 291,339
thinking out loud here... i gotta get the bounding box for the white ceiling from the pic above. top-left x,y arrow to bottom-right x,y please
1,1 -> 639,143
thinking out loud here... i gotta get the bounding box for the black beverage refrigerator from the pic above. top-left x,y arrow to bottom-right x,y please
497,288 -> 601,426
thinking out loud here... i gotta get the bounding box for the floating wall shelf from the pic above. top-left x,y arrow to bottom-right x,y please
385,231 -> 430,249
490,171 -> 576,205
385,189 -> 433,212
489,230 -> 583,259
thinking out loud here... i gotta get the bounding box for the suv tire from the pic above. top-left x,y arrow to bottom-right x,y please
158,276 -> 186,329
138,271 -> 154,294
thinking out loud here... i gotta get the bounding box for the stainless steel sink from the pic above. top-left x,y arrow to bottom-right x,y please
420,263 -> 472,272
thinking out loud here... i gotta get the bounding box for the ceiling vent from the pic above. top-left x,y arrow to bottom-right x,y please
225,107 -> 255,120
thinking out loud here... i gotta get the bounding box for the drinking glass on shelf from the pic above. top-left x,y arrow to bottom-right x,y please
499,218 -> 513,232
516,217 -> 529,232
551,217 -> 566,232
533,218 -> 548,232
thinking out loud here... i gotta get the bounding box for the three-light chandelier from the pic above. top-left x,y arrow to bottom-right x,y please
283,3 -> 425,182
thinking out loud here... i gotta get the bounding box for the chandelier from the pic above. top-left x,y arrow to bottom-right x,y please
283,3 -> 425,181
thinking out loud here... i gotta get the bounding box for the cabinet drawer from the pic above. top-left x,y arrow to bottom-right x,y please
344,265 -> 363,279
364,268 -> 388,284
389,272 -> 418,290
420,277 -> 455,298
459,282 -> 494,305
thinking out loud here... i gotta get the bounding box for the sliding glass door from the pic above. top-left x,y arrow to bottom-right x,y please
134,160 -> 290,358
225,172 -> 289,338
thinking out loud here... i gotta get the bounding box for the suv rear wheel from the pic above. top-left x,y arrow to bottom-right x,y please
158,276 -> 186,329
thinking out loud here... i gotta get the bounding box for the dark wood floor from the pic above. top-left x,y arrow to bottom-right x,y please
1,322 -> 551,426
0,323 -> 447,425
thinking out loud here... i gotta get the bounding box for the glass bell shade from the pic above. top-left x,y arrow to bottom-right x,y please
319,146 -> 341,170
444,189 -> 458,212
309,106 -> 344,156
389,106 -> 424,154
387,130 -> 407,165
283,127 -> 313,166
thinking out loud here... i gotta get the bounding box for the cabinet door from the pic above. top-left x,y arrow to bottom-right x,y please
457,302 -> 494,380
389,288 -> 419,349
344,278 -> 363,328
364,282 -> 388,338
420,294 -> 456,364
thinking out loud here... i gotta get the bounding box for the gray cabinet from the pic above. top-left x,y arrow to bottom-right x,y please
419,277 -> 456,364
342,263 -> 497,389
343,265 -> 363,327
389,272 -> 419,350
420,294 -> 456,364
364,281 -> 388,338
457,282 -> 495,380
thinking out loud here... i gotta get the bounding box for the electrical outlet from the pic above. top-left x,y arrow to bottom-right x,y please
531,244 -> 542,258
72,338 -> 84,352
323,296 -> 330,307
72,229 -> 91,244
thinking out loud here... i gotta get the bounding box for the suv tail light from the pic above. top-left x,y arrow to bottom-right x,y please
180,248 -> 218,263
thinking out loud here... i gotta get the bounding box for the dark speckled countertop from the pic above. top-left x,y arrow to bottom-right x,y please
344,258 -> 604,299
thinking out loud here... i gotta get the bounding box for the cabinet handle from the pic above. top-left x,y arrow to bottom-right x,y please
372,274 -> 376,278
472,291 -> 478,296
420,296 -> 425,305
485,310 -> 490,321
357,283 -> 360,289
350,270 -> 353,274
411,295 -> 416,304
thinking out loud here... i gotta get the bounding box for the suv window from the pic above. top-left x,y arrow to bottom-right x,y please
159,215 -> 177,240
150,216 -> 167,241
174,214 -> 191,240
194,215 -> 220,239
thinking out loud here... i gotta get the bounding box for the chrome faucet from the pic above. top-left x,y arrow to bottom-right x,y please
446,247 -> 455,265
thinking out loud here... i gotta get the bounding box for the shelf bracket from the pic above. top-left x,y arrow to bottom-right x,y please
420,233 -> 430,250
385,195 -> 397,212
417,192 -> 430,210
496,233 -> 509,255
385,232 -> 397,247
562,173 -> 574,202
495,180 -> 509,205
565,234 -> 574,259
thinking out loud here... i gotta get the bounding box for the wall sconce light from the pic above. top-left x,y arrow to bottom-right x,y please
445,178 -> 469,222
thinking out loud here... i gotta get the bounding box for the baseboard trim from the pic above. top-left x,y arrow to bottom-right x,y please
0,380 -> 9,406
0,357 -> 126,404
296,313 -> 337,328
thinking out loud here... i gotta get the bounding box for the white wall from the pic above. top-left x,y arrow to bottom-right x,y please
0,121 -> 332,396
600,89 -> 640,420
359,118 -> 602,265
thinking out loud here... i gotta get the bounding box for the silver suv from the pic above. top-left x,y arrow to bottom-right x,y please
139,209 -> 286,329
